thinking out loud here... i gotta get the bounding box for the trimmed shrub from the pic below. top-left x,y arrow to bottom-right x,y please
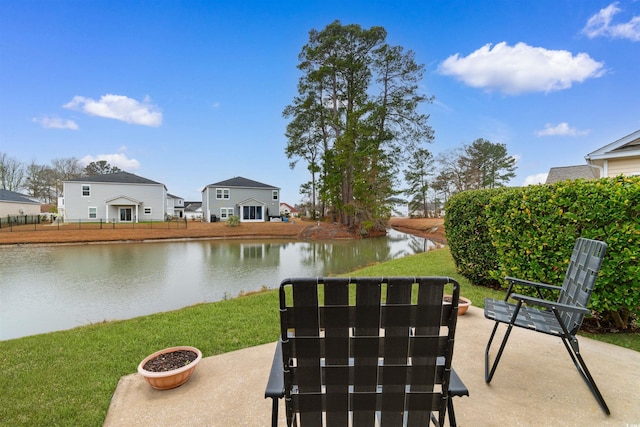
445,176 -> 640,329
444,188 -> 514,287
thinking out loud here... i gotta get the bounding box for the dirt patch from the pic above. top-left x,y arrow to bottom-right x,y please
388,217 -> 447,244
0,217 -> 443,245
299,222 -> 359,239
0,219 -> 356,245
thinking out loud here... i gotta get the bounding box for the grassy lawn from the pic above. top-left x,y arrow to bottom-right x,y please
1,247 -> 637,426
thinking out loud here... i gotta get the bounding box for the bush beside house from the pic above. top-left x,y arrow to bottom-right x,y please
445,175 -> 640,329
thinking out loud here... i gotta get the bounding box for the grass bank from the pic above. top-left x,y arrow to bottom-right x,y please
0,248 -> 637,426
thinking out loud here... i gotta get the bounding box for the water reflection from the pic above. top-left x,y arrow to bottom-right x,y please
0,229 -> 443,340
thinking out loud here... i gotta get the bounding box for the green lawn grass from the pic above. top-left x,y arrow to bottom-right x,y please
0,247 -> 637,426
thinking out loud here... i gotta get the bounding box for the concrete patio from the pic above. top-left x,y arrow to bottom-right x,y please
104,306 -> 640,426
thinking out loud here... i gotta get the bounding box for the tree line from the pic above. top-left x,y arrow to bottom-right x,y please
404,139 -> 516,218
0,153 -> 122,205
4,22 -> 517,220
285,21 -> 516,229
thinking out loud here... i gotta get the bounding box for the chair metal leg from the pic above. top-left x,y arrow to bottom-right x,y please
485,321 -> 516,382
546,308 -> 611,415
447,397 -> 457,427
559,335 -> 610,415
485,304 -> 524,383
270,397 -> 278,427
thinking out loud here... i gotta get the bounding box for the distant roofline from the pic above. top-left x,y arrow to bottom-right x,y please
202,176 -> 279,191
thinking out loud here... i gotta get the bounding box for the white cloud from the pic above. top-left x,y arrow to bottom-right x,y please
32,116 -> 79,130
79,153 -> 141,171
523,173 -> 548,186
64,94 -> 162,127
438,42 -> 605,94
582,2 -> 640,41
535,122 -> 589,137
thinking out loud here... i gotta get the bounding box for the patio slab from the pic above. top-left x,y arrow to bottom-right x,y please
104,306 -> 640,426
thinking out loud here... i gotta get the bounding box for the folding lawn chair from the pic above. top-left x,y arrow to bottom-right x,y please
265,276 -> 468,426
484,238 -> 610,414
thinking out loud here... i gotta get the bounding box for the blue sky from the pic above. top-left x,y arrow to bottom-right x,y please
1,1 -> 639,204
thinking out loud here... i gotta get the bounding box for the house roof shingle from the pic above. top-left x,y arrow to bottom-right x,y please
280,202 -> 300,213
184,201 -> 202,212
0,189 -> 40,204
66,171 -> 163,186
545,165 -> 600,184
204,176 -> 278,189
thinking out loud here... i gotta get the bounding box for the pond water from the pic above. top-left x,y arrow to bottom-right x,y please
0,229 -> 443,340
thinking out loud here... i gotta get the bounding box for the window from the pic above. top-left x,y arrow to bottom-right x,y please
82,185 -> 90,197
143,207 -> 152,215
272,190 -> 278,200
88,207 -> 97,219
216,188 -> 230,200
220,207 -> 234,219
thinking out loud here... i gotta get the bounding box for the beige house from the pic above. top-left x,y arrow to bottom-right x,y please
0,189 -> 41,217
585,129 -> 640,178
546,129 -> 640,184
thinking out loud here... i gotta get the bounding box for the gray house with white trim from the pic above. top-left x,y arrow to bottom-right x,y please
61,172 -> 167,223
202,177 -> 280,222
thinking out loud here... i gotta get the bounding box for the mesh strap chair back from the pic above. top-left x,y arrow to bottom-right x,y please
484,238 -> 609,414
266,276 -> 464,426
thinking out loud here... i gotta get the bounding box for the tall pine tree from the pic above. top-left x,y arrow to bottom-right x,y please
284,21 -> 434,231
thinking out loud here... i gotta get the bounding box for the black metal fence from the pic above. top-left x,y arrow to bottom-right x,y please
0,214 -> 44,229
0,216 -> 188,232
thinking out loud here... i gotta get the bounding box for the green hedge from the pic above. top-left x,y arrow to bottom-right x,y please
445,176 -> 640,329
444,188 -> 509,287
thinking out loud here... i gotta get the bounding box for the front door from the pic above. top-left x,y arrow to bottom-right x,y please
119,208 -> 132,222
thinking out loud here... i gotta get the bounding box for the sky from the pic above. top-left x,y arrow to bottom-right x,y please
1,0 -> 639,204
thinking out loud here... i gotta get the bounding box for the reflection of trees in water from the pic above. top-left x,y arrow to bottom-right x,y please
297,230 -> 445,275
404,234 -> 445,254
202,231 -> 443,277
298,239 -> 394,275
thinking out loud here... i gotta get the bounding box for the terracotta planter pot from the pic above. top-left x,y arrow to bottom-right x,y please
444,295 -> 472,315
138,346 -> 202,390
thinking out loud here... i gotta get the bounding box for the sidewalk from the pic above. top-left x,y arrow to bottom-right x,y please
104,307 -> 640,426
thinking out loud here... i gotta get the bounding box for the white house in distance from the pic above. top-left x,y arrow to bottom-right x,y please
0,189 -> 40,216
184,201 -> 202,220
61,172 -> 167,223
166,193 -> 185,219
202,177 -> 280,222
279,202 -> 300,217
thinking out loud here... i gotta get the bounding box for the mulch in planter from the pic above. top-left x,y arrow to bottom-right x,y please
143,350 -> 198,372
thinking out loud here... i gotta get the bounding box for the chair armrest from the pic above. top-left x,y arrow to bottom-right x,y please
505,277 -> 562,292
510,293 -> 590,315
436,357 -> 469,397
449,367 -> 469,397
265,340 -> 285,399
504,277 -> 562,301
